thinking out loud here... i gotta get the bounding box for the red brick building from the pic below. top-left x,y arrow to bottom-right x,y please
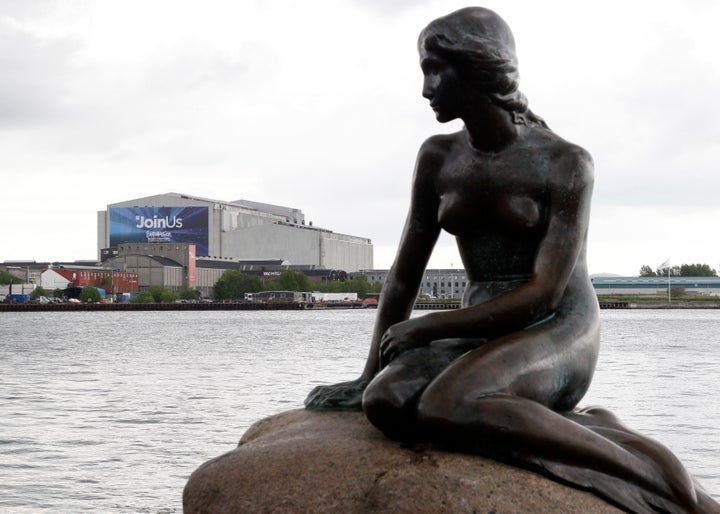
42,267 -> 139,294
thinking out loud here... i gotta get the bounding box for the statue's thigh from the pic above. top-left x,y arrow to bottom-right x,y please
365,338 -> 484,407
422,328 -> 582,409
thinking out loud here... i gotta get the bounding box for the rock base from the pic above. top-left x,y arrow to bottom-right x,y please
183,409 -> 621,513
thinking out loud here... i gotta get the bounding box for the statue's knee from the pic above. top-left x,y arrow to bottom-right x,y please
363,382 -> 403,422
362,381 -> 419,440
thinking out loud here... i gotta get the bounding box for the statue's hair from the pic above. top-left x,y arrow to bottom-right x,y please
418,7 -> 547,128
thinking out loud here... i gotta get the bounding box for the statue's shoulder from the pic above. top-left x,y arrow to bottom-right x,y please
530,129 -> 594,185
419,131 -> 464,157
413,132 -> 463,182
529,128 -> 591,162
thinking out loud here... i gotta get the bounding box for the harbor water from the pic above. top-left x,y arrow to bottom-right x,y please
1,309 -> 719,512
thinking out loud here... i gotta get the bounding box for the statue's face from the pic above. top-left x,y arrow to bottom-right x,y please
419,47 -> 466,123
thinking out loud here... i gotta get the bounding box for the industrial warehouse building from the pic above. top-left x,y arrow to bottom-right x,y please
97,193 -> 373,272
352,272 -> 720,299
101,243 -> 347,297
351,269 -> 469,299
590,276 -> 720,295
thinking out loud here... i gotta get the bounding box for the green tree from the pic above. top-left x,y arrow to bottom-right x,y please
147,285 -> 180,303
0,269 -> 23,285
639,265 -> 656,277
272,270 -> 311,292
670,285 -> 686,298
316,280 -> 344,293
147,285 -> 164,302
53,288 -> 64,298
342,275 -> 369,297
679,263 -> 717,277
651,263 -> 717,277
179,286 -> 200,300
161,289 -> 180,303
213,270 -> 263,300
79,286 -> 102,303
133,291 -> 155,303
354,275 -> 372,297
656,265 -> 680,277
30,287 -> 49,300
264,270 -> 309,292
315,276 -> 383,296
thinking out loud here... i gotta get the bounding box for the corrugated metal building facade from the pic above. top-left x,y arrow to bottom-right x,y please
97,193 -> 373,273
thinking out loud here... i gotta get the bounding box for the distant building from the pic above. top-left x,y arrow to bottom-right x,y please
97,193 -> 373,272
101,243 -> 350,296
352,272 -> 720,299
0,261 -> 139,295
41,267 -> 139,295
104,243 -> 195,293
591,276 -> 720,295
1,263 -> 42,285
352,269 -> 469,299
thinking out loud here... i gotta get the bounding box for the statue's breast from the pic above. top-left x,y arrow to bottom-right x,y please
499,194 -> 542,230
438,189 -> 544,236
435,145 -> 549,237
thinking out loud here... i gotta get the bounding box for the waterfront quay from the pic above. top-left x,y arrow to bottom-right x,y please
604,301 -> 720,309
4,300 -> 720,313
0,301 -> 367,312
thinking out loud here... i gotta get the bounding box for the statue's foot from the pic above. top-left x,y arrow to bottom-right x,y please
304,379 -> 368,412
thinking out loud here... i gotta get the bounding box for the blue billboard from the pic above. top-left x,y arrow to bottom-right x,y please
109,206 -> 209,256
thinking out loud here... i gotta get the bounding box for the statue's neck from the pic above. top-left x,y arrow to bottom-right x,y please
463,103 -> 518,153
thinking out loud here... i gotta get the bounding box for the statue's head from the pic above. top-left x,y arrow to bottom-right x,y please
418,7 -> 527,115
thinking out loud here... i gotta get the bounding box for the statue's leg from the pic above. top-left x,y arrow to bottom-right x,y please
362,338 -> 482,441
415,324 -> 699,512
423,391 -> 700,512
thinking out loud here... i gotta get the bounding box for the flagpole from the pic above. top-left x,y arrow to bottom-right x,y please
659,259 -> 670,302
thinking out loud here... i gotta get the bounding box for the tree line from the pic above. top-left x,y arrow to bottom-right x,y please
212,270 -> 382,300
2,268 -> 382,303
639,263 -> 717,277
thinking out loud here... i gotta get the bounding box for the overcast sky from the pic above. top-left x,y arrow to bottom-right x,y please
2,0 -> 719,276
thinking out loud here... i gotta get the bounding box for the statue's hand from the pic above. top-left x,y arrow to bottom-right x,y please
379,320 -> 428,367
304,377 -> 369,412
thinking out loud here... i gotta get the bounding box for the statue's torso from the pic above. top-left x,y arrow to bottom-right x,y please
434,129 -> 566,283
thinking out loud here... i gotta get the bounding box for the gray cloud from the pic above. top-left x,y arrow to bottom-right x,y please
0,20 -> 80,125
1,0 -> 719,275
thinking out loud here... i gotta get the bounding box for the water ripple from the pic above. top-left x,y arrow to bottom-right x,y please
0,308 -> 718,511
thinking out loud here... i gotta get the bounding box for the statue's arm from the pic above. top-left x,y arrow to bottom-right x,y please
384,146 -> 594,350
304,139 -> 444,410
361,144 -> 443,374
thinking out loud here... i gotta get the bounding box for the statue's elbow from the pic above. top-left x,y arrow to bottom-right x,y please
534,287 -> 565,317
549,290 -> 565,311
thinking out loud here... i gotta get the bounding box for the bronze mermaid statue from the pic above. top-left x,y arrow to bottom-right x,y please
305,7 -> 719,513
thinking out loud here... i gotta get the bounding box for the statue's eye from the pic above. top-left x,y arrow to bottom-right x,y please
421,58 -> 445,75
